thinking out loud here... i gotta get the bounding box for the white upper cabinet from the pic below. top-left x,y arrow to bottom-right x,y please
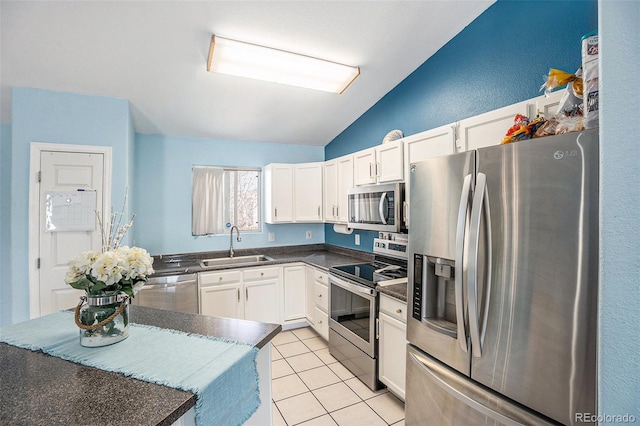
457,90 -> 567,152
264,163 -> 294,223
323,159 -> 338,221
324,154 -> 353,222
403,124 -> 456,228
265,162 -> 323,224
294,162 -> 323,222
353,148 -> 376,185
336,156 -> 354,222
457,100 -> 531,152
354,139 -> 403,185
532,89 -> 567,119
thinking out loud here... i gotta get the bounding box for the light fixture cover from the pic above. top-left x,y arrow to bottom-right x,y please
207,35 -> 360,94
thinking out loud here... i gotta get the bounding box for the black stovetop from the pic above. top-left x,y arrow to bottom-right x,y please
330,256 -> 407,288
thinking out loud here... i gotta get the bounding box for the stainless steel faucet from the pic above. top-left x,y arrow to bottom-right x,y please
229,225 -> 242,258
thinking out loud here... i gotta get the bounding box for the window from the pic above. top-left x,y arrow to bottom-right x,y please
192,166 -> 261,236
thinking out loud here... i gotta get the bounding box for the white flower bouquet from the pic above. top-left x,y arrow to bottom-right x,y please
66,189 -> 154,298
66,246 -> 154,298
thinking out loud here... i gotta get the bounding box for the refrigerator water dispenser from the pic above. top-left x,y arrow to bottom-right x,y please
412,254 -> 458,338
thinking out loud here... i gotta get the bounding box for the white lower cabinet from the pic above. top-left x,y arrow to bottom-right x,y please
306,267 -> 329,340
199,267 -> 280,323
244,267 -> 280,324
378,293 -> 407,401
283,265 -> 306,322
200,283 -> 243,319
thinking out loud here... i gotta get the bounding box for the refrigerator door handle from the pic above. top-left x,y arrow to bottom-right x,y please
378,192 -> 388,225
454,174 -> 472,353
408,350 -> 531,426
468,173 -> 492,358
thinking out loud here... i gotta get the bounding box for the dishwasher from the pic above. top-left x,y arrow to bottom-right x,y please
132,273 -> 199,314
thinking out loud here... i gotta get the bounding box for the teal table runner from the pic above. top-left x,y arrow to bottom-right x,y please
0,311 -> 260,426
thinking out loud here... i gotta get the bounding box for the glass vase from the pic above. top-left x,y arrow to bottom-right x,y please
75,292 -> 130,347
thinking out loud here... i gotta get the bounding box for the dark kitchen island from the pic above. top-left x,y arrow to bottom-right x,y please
0,305 -> 281,426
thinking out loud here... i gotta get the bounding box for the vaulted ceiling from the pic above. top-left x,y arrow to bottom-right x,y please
1,1 -> 494,146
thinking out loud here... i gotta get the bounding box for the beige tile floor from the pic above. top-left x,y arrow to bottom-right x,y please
271,327 -> 405,426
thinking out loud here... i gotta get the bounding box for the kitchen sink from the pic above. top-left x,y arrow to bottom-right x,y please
199,255 -> 274,269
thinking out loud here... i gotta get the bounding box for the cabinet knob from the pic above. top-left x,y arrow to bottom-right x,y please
318,320 -> 322,324
396,308 -> 402,314
319,275 -> 323,279
219,277 -> 223,281
318,294 -> 322,298
260,272 -> 264,276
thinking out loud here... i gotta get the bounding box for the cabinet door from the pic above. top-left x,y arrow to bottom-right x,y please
323,160 -> 338,221
266,164 -> 294,223
533,89 -> 566,119
403,125 -> 456,228
457,100 -> 530,151
378,311 -> 407,401
294,163 -> 323,222
305,266 -> 315,322
314,306 -> 329,340
336,155 -> 354,223
376,140 -> 404,183
353,148 -> 376,186
283,265 -> 306,321
244,279 -> 280,324
200,284 -> 243,319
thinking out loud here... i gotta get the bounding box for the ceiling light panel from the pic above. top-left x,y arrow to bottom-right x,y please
207,36 -> 360,94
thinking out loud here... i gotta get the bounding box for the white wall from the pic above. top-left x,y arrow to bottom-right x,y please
598,0 -> 640,421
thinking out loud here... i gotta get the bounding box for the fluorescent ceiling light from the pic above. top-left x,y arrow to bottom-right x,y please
207,35 -> 360,94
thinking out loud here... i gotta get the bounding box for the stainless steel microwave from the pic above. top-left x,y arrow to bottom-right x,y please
347,183 -> 406,232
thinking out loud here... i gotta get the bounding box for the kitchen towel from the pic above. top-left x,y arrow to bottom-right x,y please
0,311 -> 260,426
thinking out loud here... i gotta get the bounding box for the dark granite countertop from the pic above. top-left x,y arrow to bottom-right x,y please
377,282 -> 408,302
0,306 -> 281,426
150,244 -> 374,277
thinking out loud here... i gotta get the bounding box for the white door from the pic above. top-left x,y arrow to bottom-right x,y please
39,151 -> 104,316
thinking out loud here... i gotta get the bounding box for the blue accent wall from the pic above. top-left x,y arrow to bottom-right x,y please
324,0 -> 598,251
133,134 -> 324,255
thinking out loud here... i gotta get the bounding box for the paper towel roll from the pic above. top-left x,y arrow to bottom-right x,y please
333,224 -> 353,235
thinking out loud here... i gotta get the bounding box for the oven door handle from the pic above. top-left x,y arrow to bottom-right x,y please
330,275 -> 375,297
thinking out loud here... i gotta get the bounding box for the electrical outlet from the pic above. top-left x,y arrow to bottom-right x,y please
268,232 -> 275,242
355,234 -> 360,245
306,231 -> 312,240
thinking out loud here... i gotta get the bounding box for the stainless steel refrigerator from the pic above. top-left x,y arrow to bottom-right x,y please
406,129 -> 598,425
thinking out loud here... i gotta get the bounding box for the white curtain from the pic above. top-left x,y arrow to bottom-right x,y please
192,167 -> 226,235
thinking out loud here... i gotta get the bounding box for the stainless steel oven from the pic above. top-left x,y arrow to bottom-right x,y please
329,235 -> 408,391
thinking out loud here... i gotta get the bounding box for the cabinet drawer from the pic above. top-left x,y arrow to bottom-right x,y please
314,269 -> 329,286
379,294 -> 407,323
244,266 -> 280,281
199,270 -> 242,286
314,282 -> 328,312
314,306 -> 329,340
